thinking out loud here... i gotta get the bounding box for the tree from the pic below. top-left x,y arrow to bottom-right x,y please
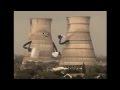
15,69 -> 36,79
82,63 -> 86,73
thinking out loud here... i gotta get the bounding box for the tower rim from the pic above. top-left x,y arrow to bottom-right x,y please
66,16 -> 90,19
30,18 -> 52,21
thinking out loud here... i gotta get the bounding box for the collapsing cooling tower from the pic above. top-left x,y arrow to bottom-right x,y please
22,18 -> 55,64
59,16 -> 96,66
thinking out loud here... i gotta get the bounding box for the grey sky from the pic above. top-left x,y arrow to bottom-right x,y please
14,11 -> 106,56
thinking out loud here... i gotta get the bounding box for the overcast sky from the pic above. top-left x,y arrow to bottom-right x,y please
14,11 -> 106,56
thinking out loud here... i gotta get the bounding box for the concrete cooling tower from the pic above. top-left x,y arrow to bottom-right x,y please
59,16 -> 96,66
22,18 -> 55,64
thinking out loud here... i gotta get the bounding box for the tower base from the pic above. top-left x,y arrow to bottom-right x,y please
21,56 -> 59,70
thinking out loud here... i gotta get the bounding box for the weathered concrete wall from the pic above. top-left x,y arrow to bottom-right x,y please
60,16 -> 96,65
22,18 -> 54,64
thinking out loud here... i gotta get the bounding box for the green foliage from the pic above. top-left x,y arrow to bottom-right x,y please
73,75 -> 84,79
14,55 -> 107,79
84,73 -> 98,79
34,71 -> 60,79
66,69 -> 80,73
87,65 -> 106,73
84,73 -> 107,79
82,63 -> 86,73
96,56 -> 106,62
15,69 -> 36,79
14,56 -> 61,79
84,65 -> 107,79
14,55 -> 23,73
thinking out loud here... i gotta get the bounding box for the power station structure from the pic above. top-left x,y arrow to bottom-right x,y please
22,18 -> 56,64
59,16 -> 96,67
22,17 -> 96,69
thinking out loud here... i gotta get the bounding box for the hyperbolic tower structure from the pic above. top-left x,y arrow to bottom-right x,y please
59,16 -> 96,66
22,18 -> 55,64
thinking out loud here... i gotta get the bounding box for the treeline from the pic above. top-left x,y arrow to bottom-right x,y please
14,55 -> 107,79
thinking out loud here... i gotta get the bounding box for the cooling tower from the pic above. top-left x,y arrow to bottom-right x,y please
59,16 -> 96,66
22,18 -> 54,64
